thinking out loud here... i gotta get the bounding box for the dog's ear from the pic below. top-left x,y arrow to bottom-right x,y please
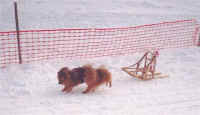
58,71 -> 66,78
62,67 -> 70,73
58,67 -> 70,78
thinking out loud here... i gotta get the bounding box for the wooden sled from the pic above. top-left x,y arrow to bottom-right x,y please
122,51 -> 168,80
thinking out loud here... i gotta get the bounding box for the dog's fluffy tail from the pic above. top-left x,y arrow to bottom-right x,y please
96,66 -> 112,87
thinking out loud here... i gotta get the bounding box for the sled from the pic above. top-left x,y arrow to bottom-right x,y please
122,51 -> 168,80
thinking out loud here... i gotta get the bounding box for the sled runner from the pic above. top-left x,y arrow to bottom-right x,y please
122,51 -> 168,80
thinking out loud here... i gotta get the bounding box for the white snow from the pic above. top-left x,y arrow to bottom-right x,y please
0,0 -> 200,115
0,47 -> 200,115
0,0 -> 200,31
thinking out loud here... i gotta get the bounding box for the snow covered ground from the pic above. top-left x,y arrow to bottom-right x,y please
0,0 -> 200,115
0,0 -> 200,31
0,47 -> 200,115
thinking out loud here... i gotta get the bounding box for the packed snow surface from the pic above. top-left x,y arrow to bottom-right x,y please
0,47 -> 200,115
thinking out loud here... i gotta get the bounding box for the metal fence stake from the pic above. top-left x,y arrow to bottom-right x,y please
14,1 -> 22,64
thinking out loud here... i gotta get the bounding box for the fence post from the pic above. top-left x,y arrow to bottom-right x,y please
198,28 -> 200,46
196,26 -> 200,46
14,1 -> 22,64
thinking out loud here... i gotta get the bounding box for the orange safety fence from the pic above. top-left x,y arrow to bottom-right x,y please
0,19 -> 199,68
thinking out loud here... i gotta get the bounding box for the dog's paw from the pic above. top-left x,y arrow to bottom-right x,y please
62,89 -> 65,92
82,90 -> 86,93
66,89 -> 72,93
82,90 -> 89,94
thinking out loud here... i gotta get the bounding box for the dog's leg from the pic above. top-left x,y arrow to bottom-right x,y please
64,84 -> 76,92
82,86 -> 92,93
82,83 -> 97,94
106,82 -> 108,86
90,85 -> 98,93
85,81 -> 104,93
62,86 -> 69,92
91,87 -> 97,92
109,81 -> 112,87
66,87 -> 73,92
105,81 -> 112,87
62,84 -> 73,92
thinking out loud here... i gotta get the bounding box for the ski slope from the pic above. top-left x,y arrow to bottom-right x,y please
0,0 -> 200,115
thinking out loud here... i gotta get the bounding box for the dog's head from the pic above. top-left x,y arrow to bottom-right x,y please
57,67 -> 70,85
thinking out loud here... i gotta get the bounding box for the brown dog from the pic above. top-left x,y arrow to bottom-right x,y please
57,64 -> 112,93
